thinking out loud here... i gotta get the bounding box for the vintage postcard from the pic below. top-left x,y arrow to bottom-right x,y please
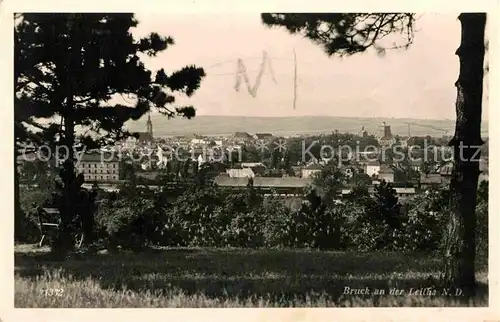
1,0 -> 499,321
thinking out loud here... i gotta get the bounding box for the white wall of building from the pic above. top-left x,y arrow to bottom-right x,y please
365,164 -> 380,177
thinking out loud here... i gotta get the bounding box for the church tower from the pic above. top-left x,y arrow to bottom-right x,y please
360,126 -> 368,138
146,112 -> 153,137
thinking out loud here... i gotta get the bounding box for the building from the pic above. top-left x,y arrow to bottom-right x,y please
226,168 -> 255,178
241,162 -> 266,169
340,165 -> 357,179
156,145 -> 172,169
340,186 -> 416,200
214,176 -> 313,195
439,161 -> 454,177
301,163 -> 323,178
191,138 -> 206,145
359,126 -> 368,138
355,152 -> 379,167
136,171 -> 159,181
365,161 -> 381,177
392,187 -> 417,200
379,122 -> 396,146
236,162 -> 266,176
77,152 -> 120,182
433,160 -> 488,185
291,166 -> 303,177
420,173 -> 445,189
140,159 -> 154,171
197,154 -> 206,165
409,160 -> 422,172
254,133 -> 274,140
234,132 -> 253,140
194,148 -> 226,165
378,165 -> 395,183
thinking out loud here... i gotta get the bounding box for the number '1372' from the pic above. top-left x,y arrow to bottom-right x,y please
41,288 -> 64,296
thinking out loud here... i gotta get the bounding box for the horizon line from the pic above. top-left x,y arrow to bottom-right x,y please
143,114 -> 475,122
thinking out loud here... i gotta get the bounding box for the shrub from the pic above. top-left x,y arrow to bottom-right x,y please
403,208 -> 446,251
16,186 -> 51,244
262,199 -> 296,248
401,189 -> 449,252
343,204 -> 392,252
15,209 -> 40,244
95,197 -> 157,251
87,181 -> 486,253
226,211 -> 265,248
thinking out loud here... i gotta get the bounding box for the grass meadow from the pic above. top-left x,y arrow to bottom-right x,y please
14,244 -> 488,308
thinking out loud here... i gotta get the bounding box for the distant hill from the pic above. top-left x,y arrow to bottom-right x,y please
126,115 -> 489,138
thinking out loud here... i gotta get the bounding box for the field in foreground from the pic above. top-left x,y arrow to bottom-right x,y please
14,244 -> 488,307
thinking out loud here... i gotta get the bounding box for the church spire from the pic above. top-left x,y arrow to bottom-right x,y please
146,112 -> 153,136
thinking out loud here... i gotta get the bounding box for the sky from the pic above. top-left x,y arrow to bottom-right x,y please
129,12 -> 489,120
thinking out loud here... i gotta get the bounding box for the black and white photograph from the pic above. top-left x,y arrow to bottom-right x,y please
3,1 -> 498,316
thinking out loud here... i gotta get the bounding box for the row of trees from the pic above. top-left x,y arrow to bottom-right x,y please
17,174 -> 488,260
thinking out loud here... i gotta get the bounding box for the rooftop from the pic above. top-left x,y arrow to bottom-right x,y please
255,133 -> 274,139
420,173 -> 442,184
234,132 -> 253,139
241,162 -> 266,168
341,186 -> 415,194
135,132 -> 154,142
214,176 -> 313,188
81,152 -> 119,162
366,160 -> 381,166
304,163 -> 323,170
227,168 -> 255,177
378,165 -> 394,174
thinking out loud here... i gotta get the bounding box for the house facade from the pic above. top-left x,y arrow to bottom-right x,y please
226,168 -> 255,178
77,152 -> 120,182
301,163 -> 323,178
365,161 -> 381,177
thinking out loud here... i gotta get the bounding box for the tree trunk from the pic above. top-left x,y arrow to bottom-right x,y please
52,15 -> 80,255
443,13 -> 486,297
57,114 -> 78,253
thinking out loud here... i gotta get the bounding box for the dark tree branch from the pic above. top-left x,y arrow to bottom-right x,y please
261,13 -> 415,57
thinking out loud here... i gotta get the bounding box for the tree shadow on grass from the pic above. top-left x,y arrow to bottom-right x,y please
15,247 -> 488,307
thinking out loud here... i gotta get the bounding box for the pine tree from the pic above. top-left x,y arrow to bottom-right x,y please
15,13 -> 205,253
